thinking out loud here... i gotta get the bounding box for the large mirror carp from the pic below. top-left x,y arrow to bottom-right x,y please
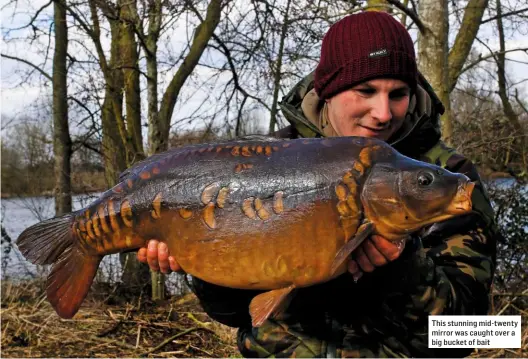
17,136 -> 475,326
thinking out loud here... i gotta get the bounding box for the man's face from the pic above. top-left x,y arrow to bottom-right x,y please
326,78 -> 411,141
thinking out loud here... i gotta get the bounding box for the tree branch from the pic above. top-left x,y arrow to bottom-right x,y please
385,0 -> 425,33
9,0 -> 53,31
459,48 -> 528,77
481,6 -> 528,24
68,96 -> 96,120
447,0 -> 489,93
1,53 -> 52,81
514,89 -> 528,115
189,2 -> 271,112
157,0 -> 223,152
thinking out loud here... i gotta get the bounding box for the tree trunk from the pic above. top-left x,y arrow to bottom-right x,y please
101,19 -> 126,186
146,0 -> 162,156
448,0 -> 489,92
400,0 -> 409,26
156,0 -> 222,153
52,0 -> 72,215
495,0 -> 527,176
143,0 -> 166,301
119,0 -> 144,162
108,0 -> 150,296
417,0 -> 452,144
88,0 -> 136,167
269,0 -> 291,134
367,0 -> 391,12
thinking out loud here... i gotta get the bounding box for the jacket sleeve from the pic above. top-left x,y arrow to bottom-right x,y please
190,275 -> 259,328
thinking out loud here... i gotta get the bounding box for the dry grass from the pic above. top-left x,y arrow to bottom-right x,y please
468,288 -> 528,358
1,280 -> 526,358
1,280 -> 239,358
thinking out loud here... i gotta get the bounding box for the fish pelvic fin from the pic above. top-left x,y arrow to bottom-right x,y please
330,222 -> 374,276
16,213 -> 102,319
249,285 -> 296,327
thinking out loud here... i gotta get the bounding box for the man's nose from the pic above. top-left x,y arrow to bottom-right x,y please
371,96 -> 392,123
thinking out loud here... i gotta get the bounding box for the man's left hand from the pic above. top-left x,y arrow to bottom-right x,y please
348,235 -> 406,280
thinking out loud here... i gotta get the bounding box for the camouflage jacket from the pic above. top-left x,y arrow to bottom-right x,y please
191,72 -> 500,358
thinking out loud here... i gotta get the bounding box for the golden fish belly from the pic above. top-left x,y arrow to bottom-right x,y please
164,200 -> 349,290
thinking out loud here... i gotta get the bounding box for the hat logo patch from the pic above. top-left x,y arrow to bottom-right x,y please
369,49 -> 388,58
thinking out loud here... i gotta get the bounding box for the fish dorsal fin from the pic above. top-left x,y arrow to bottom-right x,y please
118,148 -> 184,182
330,222 -> 374,276
249,285 -> 296,327
118,136 -> 282,182
235,134 -> 282,142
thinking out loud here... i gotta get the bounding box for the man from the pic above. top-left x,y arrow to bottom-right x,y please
138,11 -> 499,357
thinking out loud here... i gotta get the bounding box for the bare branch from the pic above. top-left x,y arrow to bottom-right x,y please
460,48 -> 528,77
189,2 -> 271,112
514,89 -> 528,115
385,0 -> 425,33
8,0 -> 53,31
1,53 -> 52,81
157,0 -> 223,152
481,6 -> 528,24
68,96 -> 96,121
448,0 -> 489,93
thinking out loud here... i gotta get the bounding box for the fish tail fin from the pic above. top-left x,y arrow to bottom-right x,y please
17,213 -> 76,265
16,213 -> 102,318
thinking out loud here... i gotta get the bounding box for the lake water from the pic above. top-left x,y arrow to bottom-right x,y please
1,192 -> 104,280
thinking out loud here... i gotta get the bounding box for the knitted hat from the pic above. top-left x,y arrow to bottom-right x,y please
315,11 -> 417,100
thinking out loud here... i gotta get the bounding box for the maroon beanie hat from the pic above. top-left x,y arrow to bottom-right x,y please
315,11 -> 417,100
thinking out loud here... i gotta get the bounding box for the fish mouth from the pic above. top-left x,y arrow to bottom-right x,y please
447,181 -> 475,214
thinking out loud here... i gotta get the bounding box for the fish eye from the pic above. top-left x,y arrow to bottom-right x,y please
417,171 -> 434,186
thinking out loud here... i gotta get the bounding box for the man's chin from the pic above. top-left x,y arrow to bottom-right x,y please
358,127 -> 389,140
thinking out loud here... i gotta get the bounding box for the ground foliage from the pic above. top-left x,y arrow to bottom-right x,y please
0,279 -> 239,358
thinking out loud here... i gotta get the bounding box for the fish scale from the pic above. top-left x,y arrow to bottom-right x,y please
16,135 -> 475,327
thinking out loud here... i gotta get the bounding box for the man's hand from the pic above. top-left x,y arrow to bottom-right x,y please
137,239 -> 183,274
347,235 -> 406,280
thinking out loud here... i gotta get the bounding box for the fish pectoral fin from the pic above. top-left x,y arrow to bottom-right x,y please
330,222 -> 374,276
249,285 -> 296,327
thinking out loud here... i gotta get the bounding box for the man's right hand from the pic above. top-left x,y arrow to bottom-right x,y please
137,239 -> 183,274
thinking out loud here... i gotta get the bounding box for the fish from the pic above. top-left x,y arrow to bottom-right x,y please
16,136 -> 475,327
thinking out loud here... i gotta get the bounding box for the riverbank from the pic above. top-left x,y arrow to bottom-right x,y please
1,279 -> 239,358
1,170 -> 107,199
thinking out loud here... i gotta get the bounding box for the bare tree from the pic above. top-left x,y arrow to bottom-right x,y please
155,0 -> 223,152
268,0 -> 292,133
52,0 -> 72,215
120,0 -> 144,160
417,0 -> 451,143
494,0 -> 527,176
